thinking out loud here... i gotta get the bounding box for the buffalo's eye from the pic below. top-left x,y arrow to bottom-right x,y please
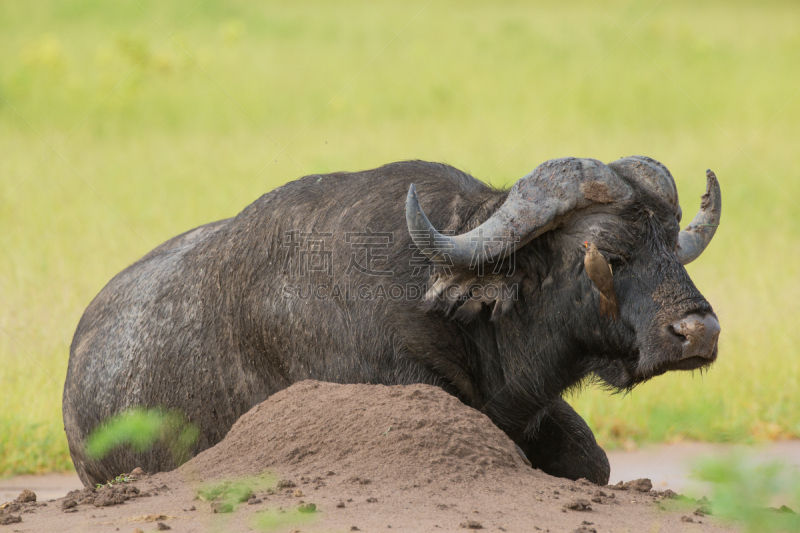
606,252 -> 626,267
596,247 -> 627,267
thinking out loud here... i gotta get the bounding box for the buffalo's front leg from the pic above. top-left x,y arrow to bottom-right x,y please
516,398 -> 610,485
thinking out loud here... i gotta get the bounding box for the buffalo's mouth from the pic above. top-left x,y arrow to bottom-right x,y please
595,345 -> 717,390
634,346 -> 718,383
664,354 -> 716,371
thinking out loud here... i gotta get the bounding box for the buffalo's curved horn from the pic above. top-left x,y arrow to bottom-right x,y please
406,158 -> 632,267
676,170 -> 721,265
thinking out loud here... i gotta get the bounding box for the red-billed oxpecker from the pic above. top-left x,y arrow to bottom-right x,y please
583,241 -> 619,320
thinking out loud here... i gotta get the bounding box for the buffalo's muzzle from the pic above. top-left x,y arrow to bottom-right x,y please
668,313 -> 720,368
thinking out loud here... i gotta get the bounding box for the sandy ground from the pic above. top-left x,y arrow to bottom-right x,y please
6,442 -> 800,505
1,382 -> 785,532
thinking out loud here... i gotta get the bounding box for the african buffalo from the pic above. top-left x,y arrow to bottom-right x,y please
63,156 -> 721,486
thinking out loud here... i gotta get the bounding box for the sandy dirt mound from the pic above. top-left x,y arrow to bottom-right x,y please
183,380 -> 527,483
3,381 -> 739,532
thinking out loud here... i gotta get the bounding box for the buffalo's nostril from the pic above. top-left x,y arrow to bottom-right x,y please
670,314 -> 720,360
667,323 -> 686,340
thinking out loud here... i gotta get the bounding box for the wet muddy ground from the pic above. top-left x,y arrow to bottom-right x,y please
607,440 -> 800,496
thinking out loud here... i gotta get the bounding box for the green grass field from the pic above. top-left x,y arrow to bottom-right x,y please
2,0 -> 799,476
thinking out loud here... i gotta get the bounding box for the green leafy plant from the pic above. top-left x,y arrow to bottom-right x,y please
197,475 -> 275,513
95,473 -> 134,489
692,452 -> 800,532
84,407 -> 199,465
196,474 -> 316,531
252,508 -> 317,531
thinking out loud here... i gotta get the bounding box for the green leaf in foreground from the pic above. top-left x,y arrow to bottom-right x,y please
84,408 -> 199,465
691,452 -> 800,533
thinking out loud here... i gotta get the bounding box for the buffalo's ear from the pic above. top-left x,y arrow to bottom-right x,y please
421,267 -> 523,322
